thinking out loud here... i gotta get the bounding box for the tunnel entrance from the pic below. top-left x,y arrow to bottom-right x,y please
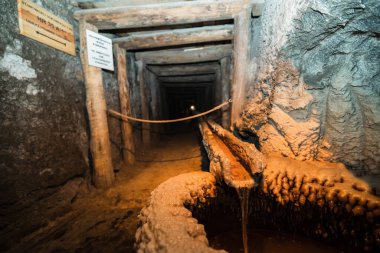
74,1 -> 264,252
148,61 -> 219,136
74,0 -> 258,187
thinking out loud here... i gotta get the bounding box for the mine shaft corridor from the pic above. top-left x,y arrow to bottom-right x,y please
75,1 -> 254,189
2,1 -> 380,253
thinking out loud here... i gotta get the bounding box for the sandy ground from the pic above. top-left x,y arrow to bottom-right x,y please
3,125 -> 205,253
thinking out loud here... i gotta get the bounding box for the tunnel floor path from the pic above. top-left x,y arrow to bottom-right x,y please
5,126 -> 205,253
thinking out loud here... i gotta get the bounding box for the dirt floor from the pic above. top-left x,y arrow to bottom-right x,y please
1,124 -> 205,253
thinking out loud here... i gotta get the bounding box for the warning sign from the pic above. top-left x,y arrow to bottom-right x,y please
17,0 -> 76,56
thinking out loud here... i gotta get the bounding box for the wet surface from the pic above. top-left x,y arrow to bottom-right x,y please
209,229 -> 344,253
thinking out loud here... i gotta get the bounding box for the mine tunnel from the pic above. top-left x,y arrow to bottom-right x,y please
1,1 -> 380,253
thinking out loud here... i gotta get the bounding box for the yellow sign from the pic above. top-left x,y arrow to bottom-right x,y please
17,0 -> 76,56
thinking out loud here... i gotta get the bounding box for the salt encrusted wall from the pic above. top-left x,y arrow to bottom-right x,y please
0,0 -> 122,215
238,0 -> 380,175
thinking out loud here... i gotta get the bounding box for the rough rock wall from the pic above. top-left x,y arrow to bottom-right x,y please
0,0 -> 121,215
239,0 -> 380,175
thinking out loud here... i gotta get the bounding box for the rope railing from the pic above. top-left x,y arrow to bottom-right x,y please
107,99 -> 232,124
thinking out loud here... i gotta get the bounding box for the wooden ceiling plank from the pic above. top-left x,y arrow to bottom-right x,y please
136,44 -> 231,64
113,25 -> 233,49
74,0 -> 260,30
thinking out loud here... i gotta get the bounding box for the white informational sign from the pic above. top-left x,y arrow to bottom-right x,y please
86,30 -> 114,71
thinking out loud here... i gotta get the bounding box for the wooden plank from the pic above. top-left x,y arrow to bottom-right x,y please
158,74 -> 215,83
137,61 -> 151,145
77,0 -> 188,9
145,69 -> 162,142
148,63 -> 220,76
230,7 -> 251,127
220,56 -> 231,128
113,25 -> 233,49
214,66 -> 222,105
114,45 -> 135,165
17,0 -> 75,55
77,0 -> 264,16
79,20 -> 114,188
73,0 -> 260,30
160,82 -> 214,88
251,1 -> 264,16
135,44 -> 232,64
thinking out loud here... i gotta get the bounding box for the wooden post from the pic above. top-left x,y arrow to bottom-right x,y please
214,67 -> 222,106
137,61 -> 151,146
114,44 -> 135,164
146,69 -> 161,142
79,20 -> 114,188
231,6 -> 251,127
220,57 -> 231,129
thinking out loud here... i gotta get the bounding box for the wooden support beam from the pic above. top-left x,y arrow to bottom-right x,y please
148,63 -> 219,76
158,74 -> 215,83
137,61 -> 151,145
77,0 -> 182,9
251,1 -> 264,17
113,25 -> 233,50
220,56 -> 231,128
230,7 -> 251,127
160,82 -> 214,88
214,66 -> 222,104
114,45 -> 135,165
74,0 -> 262,30
78,0 -> 264,14
145,69 -> 162,142
79,21 -> 114,188
77,0 -> 264,18
135,44 -> 232,64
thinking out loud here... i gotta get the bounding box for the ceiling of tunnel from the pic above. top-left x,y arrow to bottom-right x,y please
74,0 -> 246,124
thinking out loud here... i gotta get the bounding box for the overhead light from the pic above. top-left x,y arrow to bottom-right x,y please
190,105 -> 196,111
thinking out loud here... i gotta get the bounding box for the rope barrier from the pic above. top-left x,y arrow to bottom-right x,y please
107,99 -> 232,124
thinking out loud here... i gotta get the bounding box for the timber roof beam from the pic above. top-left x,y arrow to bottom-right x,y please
136,44 -> 231,64
148,63 -> 220,76
160,82 -> 214,88
113,25 -> 233,50
73,0 -> 263,30
158,74 -> 215,83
